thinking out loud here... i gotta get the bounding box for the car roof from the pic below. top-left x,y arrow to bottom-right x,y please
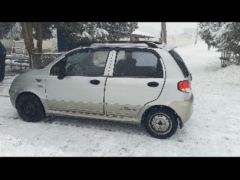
66,42 -> 177,54
90,42 -> 177,51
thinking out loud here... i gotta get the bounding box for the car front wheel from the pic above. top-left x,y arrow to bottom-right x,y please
16,93 -> 45,122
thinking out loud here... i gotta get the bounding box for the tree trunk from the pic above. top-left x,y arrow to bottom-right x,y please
20,22 -> 34,68
208,44 -> 211,51
194,23 -> 198,45
36,22 -> 43,53
161,22 -> 167,44
21,22 -> 44,69
34,23 -> 43,69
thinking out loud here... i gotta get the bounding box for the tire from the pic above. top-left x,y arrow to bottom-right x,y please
143,108 -> 178,139
16,93 -> 46,122
0,60 -> 5,82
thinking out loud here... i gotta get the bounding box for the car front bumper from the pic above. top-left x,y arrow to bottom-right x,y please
9,88 -> 17,108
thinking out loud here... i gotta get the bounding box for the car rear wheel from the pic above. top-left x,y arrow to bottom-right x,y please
16,93 -> 45,122
143,108 -> 178,139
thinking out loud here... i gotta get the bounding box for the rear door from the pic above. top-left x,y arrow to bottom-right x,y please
104,49 -> 165,119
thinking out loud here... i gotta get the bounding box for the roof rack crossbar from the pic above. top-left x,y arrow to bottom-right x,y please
89,41 -> 161,48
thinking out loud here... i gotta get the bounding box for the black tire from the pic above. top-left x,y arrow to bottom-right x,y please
16,93 -> 46,122
143,108 -> 178,139
0,68 -> 4,82
0,43 -> 6,82
0,58 -> 5,82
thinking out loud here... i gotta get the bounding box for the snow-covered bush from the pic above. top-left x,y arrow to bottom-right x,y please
55,22 -> 138,51
199,22 -> 240,65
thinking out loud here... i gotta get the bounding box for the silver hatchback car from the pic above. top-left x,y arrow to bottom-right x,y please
9,42 -> 193,139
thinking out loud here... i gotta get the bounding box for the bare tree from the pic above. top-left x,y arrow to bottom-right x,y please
36,23 -> 43,53
20,22 -> 44,68
194,23 -> 199,45
20,22 -> 34,68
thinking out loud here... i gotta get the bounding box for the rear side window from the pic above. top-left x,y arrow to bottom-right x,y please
169,50 -> 190,78
113,50 -> 163,78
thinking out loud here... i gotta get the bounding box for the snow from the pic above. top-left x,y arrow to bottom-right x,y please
1,41 -> 240,156
211,23 -> 231,40
0,76 -> 16,97
94,28 -> 109,38
132,29 -> 155,38
81,31 -> 92,39
81,28 -> 109,39
5,61 -> 29,67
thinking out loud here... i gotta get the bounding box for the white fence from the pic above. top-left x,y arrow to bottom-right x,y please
5,52 -> 63,75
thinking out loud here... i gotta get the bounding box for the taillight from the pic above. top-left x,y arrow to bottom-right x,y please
177,80 -> 191,93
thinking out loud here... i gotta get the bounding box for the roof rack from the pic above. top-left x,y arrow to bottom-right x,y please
89,41 -> 162,48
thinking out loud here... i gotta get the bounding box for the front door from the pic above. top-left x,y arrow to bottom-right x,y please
105,49 -> 165,119
46,48 -> 111,115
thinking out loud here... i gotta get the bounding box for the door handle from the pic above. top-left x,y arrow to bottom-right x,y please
90,79 -> 100,85
147,82 -> 159,87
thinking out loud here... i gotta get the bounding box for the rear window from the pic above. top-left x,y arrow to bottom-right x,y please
169,50 -> 190,77
113,50 -> 163,78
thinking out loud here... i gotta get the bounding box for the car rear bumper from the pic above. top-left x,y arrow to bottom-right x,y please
169,94 -> 194,123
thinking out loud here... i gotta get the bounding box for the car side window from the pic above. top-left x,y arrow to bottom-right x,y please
65,49 -> 109,76
113,50 -> 163,78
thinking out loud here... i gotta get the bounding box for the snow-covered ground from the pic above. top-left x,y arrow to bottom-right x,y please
1,41 -> 240,156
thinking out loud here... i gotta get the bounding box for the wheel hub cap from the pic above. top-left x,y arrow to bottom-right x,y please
23,102 -> 35,115
151,114 -> 171,133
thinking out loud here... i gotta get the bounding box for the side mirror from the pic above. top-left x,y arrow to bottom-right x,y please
57,66 -> 66,80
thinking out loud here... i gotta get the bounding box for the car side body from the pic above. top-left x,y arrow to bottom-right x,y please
9,42 -> 193,138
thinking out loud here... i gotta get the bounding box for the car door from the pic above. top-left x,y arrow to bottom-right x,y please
104,49 -> 165,119
45,48 -> 111,115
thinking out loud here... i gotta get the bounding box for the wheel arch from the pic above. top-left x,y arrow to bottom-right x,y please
141,105 -> 183,128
